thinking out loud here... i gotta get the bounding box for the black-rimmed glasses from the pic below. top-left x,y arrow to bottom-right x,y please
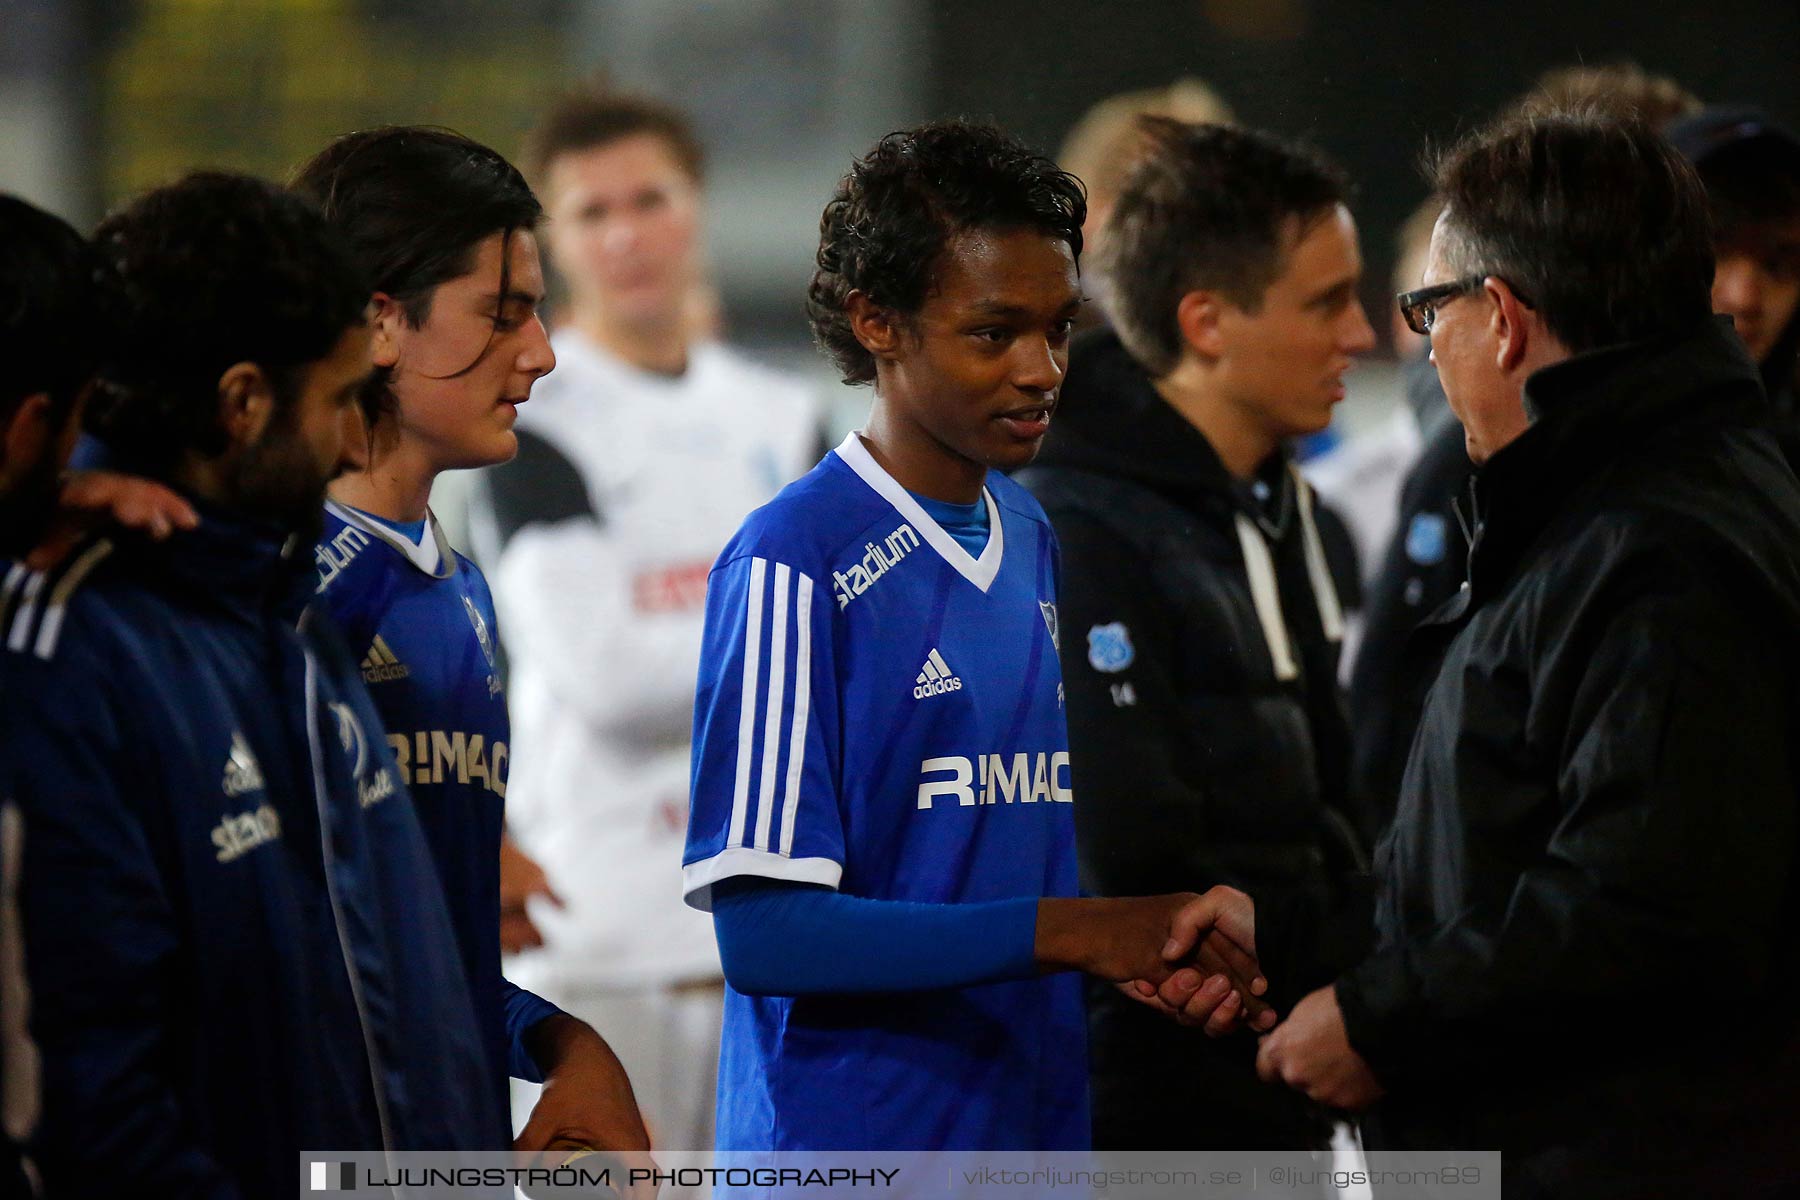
1396,274 -> 1535,337
1396,274 -> 1487,337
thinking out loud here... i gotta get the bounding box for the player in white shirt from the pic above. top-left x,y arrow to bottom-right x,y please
470,88 -> 821,1152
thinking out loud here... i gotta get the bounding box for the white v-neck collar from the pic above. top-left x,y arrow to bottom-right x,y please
834,431 -> 1004,592
325,499 -> 454,579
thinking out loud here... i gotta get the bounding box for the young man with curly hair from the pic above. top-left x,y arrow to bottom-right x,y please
680,120 -> 1269,1153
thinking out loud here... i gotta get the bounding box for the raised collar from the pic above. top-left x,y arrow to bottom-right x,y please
324,499 -> 455,580
1464,317 -> 1767,595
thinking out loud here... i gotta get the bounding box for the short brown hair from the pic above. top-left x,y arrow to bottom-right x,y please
522,86 -> 705,188
1103,119 -> 1348,377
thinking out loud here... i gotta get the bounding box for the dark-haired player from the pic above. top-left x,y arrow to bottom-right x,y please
681,121 -> 1268,1153
293,127 -> 649,1158
1,193 -> 214,1187
1,172 -> 495,1196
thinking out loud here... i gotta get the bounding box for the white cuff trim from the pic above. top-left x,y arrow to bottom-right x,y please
681,847 -> 843,912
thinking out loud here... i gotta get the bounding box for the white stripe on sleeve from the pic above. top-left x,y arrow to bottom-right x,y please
5,571 -> 47,654
778,572 -> 814,857
34,540 -> 114,660
726,557 -> 767,849
753,562 -> 791,851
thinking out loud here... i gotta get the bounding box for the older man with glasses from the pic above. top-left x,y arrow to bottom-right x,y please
1214,110 -> 1800,1197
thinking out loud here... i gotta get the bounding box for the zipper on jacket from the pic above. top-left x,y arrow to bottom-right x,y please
298,618 -> 398,1168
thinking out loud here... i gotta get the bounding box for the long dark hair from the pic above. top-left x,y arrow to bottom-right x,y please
291,126 -> 542,428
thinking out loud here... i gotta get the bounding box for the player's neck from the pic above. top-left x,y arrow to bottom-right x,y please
861,407 -> 986,505
328,439 -> 435,524
1153,366 -> 1279,482
573,307 -> 690,377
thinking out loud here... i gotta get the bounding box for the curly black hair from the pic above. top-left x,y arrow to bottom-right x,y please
807,121 -> 1086,386
86,171 -> 370,473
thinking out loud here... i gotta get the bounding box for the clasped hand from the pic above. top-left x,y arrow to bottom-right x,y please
1037,886 -> 1277,1037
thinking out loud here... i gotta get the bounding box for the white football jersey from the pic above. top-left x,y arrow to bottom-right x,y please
472,330 -> 822,987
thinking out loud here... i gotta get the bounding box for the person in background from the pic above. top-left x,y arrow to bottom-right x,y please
1,195 -> 208,1193
1018,119 -> 1376,1150
469,87 -> 821,1151
1057,77 -> 1236,329
1669,105 -> 1800,417
292,126 -> 650,1161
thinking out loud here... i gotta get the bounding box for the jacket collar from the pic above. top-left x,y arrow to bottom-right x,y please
1463,316 -> 1766,595
116,495 -> 319,626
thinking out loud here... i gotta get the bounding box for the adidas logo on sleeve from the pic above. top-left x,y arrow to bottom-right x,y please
221,730 -> 267,798
913,648 -> 962,699
360,635 -> 410,684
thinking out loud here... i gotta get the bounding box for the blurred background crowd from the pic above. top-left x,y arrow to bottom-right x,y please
6,0 -> 1797,412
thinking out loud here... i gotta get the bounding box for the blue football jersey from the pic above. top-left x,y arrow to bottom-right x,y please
683,433 -> 1089,1151
315,501 -> 557,1127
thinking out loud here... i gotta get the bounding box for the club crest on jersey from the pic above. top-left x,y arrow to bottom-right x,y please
832,523 -> 920,609
1087,622 -> 1135,673
1039,600 -> 1060,650
463,595 -> 498,668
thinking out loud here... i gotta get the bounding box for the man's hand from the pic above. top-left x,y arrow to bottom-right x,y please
501,833 -> 561,955
1255,984 -> 1384,1111
27,471 -> 199,569
1037,887 -> 1274,1030
516,1014 -> 654,1195
1122,886 -> 1277,1035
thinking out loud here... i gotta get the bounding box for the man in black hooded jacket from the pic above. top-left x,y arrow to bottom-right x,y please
1018,120 -> 1378,1149
1254,112 -> 1800,1197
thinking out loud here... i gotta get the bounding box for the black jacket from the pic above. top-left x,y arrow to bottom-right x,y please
1347,359 -> 1472,833
1018,329 -> 1372,1147
1336,319 -> 1800,1197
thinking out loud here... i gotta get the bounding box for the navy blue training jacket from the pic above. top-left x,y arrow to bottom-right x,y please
0,506 -> 505,1198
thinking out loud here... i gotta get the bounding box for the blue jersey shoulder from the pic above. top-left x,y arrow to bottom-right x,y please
716,452 -> 891,575
986,469 -> 1056,536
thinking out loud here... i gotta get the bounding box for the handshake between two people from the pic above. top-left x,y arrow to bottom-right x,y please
1036,887 -> 1386,1111
1035,886 -> 1275,1038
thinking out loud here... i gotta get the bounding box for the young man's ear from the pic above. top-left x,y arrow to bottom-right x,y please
846,290 -> 904,364
215,362 -> 277,452
368,291 -> 406,370
1174,290 -> 1228,360
0,393 -> 52,493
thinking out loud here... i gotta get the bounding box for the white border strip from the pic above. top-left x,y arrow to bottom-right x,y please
681,848 -> 843,913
